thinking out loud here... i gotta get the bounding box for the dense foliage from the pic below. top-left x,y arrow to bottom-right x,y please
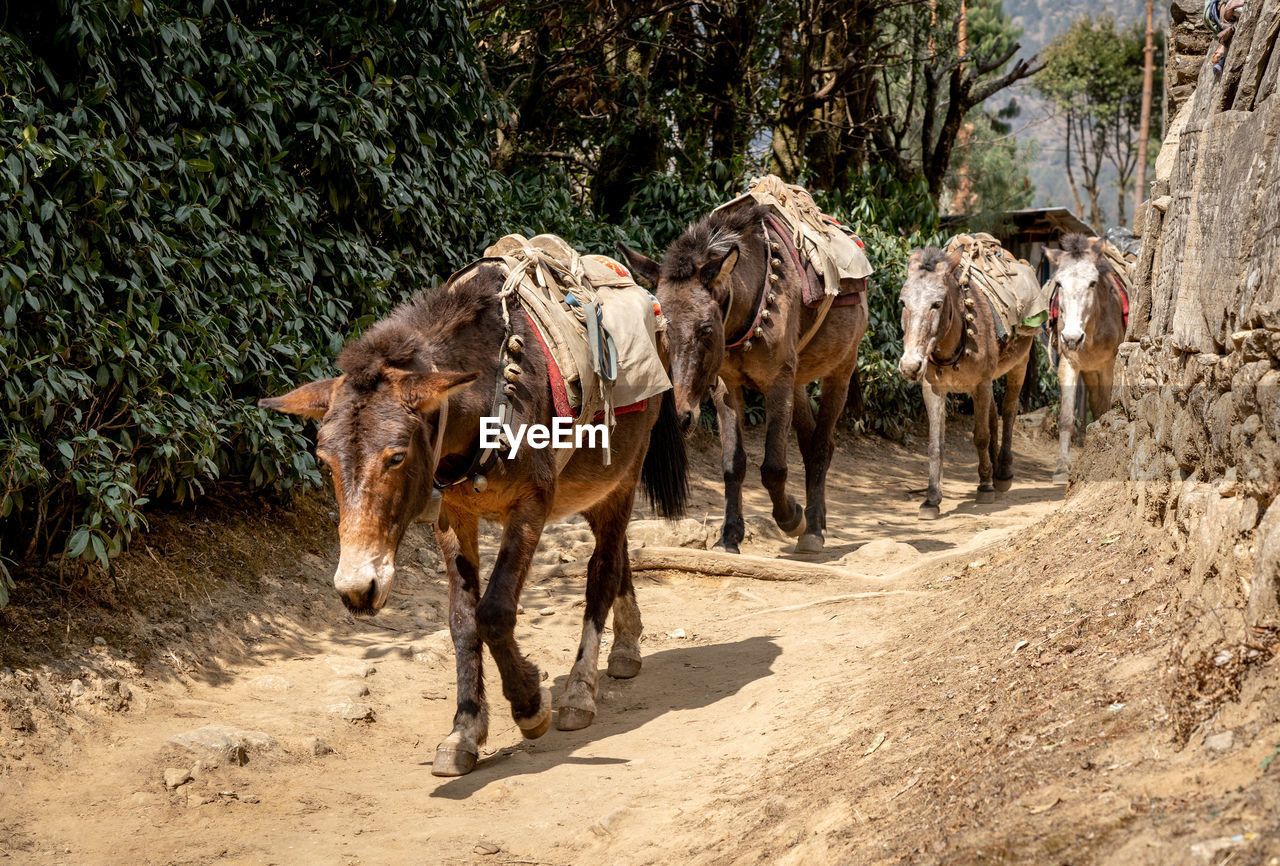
0,0 -> 501,594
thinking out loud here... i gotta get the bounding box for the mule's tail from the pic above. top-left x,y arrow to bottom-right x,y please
1018,338 -> 1038,412
642,389 -> 689,519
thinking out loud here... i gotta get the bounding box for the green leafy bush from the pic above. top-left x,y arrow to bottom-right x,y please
0,0 -> 498,586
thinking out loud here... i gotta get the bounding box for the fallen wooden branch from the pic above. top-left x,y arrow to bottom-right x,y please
542,546 -> 863,582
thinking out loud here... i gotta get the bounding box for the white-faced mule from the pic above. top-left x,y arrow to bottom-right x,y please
1044,234 -> 1128,484
259,264 -> 688,776
898,247 -> 1035,518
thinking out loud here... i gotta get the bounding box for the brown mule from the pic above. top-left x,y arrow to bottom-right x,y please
1045,234 -> 1127,484
898,247 -> 1034,518
260,263 -> 688,776
620,203 -> 869,555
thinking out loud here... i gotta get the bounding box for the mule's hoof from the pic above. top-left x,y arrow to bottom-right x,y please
794,533 -> 825,554
431,745 -> 478,777
976,489 -> 996,504
1053,472 -> 1069,485
556,704 -> 596,732
711,541 -> 741,555
777,503 -> 806,537
607,654 -> 642,679
919,504 -> 942,521
994,477 -> 1013,493
514,687 -> 553,739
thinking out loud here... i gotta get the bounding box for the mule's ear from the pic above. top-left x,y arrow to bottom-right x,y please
616,242 -> 661,287
1045,248 -> 1064,268
394,370 -> 479,414
258,378 -> 340,420
944,249 -> 963,273
1087,236 -> 1107,256
701,247 -> 740,298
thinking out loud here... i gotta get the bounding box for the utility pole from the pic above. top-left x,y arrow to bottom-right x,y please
951,0 -> 975,214
1134,0 -> 1156,228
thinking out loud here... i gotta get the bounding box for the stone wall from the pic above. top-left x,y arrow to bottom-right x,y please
1116,0 -> 1279,631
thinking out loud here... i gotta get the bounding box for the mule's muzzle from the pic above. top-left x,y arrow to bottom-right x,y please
898,356 -> 925,382
333,551 -> 395,616
340,581 -> 381,617
1061,330 -> 1085,352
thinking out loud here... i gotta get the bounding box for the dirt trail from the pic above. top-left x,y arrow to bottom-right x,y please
0,418 -> 1157,865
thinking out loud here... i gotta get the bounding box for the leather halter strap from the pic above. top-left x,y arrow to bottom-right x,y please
928,282 -> 967,369
724,221 -> 775,350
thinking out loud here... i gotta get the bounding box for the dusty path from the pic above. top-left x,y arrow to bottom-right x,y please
3,420 -> 1066,865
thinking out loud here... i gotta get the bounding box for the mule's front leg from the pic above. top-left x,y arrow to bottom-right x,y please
920,381 -> 947,519
972,380 -> 996,503
476,492 -> 553,742
761,370 -> 804,536
1055,357 -> 1078,484
713,379 -> 748,553
1087,367 -> 1114,428
432,512 -> 487,777
560,485 -> 635,731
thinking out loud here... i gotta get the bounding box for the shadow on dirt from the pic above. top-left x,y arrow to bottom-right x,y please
428,634 -> 781,799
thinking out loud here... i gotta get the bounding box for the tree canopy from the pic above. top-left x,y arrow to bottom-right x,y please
1036,13 -> 1164,229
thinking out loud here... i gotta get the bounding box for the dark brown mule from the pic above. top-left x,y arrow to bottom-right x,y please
1044,234 -> 1127,484
260,263 -> 688,776
897,248 -> 1034,518
620,203 -> 869,554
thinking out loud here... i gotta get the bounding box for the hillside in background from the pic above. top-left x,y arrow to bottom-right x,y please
1005,0 -> 1149,53
1001,0 -> 1155,226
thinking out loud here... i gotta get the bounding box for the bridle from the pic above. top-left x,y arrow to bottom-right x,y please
416,280 -> 527,525
723,220 -> 777,351
927,273 -> 968,369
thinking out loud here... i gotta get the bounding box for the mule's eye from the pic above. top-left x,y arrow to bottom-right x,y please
930,300 -> 943,310
386,452 -> 406,469
698,323 -> 714,338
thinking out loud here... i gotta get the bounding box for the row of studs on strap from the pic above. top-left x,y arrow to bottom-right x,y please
742,239 -> 782,352
470,331 -> 527,494
959,268 -> 978,349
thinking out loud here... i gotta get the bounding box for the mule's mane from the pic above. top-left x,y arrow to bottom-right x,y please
337,264 -> 499,390
1057,233 -> 1115,278
662,203 -> 769,281
915,246 -> 951,272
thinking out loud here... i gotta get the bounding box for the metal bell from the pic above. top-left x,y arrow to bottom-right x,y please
472,474 -> 488,493
754,326 -> 764,338
964,297 -> 975,307
771,258 -> 783,270
770,242 -> 780,253
760,309 -> 771,322
967,328 -> 976,338
965,313 -> 975,322
769,273 -> 779,283
503,382 -> 517,396
507,335 -> 525,354
743,340 -> 753,351
767,292 -> 777,305
503,363 -> 521,383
